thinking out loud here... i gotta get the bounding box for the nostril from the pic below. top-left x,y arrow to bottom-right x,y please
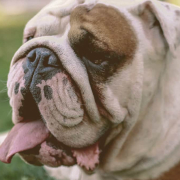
43,55 -> 50,67
43,54 -> 60,68
47,55 -> 61,67
26,48 -> 61,68
27,50 -> 36,62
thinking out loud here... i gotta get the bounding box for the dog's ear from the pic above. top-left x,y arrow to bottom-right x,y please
132,0 -> 178,54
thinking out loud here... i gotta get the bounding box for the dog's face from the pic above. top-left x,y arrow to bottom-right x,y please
1,0 -> 177,178
0,1 -> 141,170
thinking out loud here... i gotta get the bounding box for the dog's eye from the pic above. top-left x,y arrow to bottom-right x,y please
82,57 -> 108,68
93,59 -> 104,65
26,36 -> 34,42
23,36 -> 34,43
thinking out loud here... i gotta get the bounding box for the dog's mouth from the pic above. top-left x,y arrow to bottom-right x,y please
0,119 -> 101,171
0,101 -> 102,171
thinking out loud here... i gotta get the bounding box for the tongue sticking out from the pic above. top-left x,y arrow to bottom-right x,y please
0,120 -> 50,163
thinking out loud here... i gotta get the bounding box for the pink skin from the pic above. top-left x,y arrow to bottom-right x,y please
37,141 -> 76,167
20,139 -> 100,169
72,142 -> 100,170
7,59 -> 26,124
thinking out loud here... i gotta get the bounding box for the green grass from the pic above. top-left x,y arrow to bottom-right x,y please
0,156 -> 55,180
0,14 -> 56,180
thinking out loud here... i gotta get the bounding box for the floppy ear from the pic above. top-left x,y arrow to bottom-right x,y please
132,0 -> 179,54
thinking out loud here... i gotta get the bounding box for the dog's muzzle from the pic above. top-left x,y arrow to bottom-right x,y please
0,38 -> 110,171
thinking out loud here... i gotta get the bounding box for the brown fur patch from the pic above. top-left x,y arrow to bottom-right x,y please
68,4 -> 137,67
134,161 -> 180,180
153,161 -> 180,180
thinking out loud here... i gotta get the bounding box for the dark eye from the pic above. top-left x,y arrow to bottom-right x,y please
26,36 -> 34,41
92,59 -> 104,65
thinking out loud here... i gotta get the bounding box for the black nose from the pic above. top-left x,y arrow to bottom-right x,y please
23,47 -> 62,94
24,47 -> 62,82
27,47 -> 60,68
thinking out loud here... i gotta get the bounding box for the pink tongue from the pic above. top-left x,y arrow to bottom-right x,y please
72,142 -> 100,170
0,120 -> 49,163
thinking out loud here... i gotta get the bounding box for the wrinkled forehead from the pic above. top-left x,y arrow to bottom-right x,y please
23,0 -> 95,39
24,10 -> 69,40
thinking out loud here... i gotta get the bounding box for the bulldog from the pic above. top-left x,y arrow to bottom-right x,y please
1,0 -> 180,179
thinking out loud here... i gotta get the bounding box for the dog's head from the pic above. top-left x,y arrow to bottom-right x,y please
0,0 -> 178,176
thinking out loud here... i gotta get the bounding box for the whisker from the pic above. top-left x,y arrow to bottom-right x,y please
0,88 -> 7,94
0,98 -> 9,102
0,79 -> 7,83
8,109 -> 12,116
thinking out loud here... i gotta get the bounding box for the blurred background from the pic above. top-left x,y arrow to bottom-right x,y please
0,0 -> 179,180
